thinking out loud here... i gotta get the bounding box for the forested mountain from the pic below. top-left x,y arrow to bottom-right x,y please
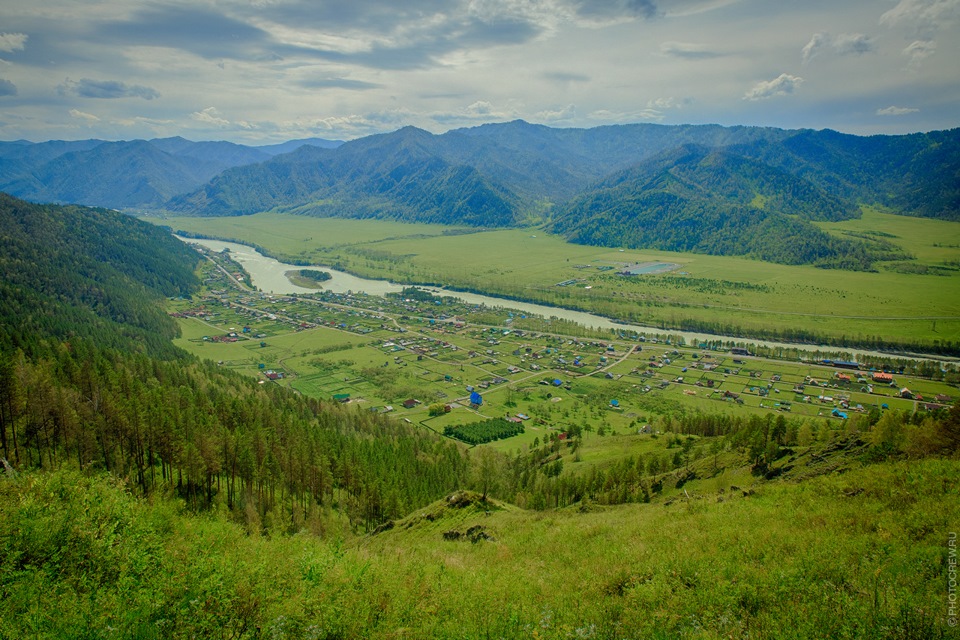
164,122 -> 960,254
168,126 -> 521,226
0,194 -> 468,529
3,122 -> 958,266
0,137 -> 340,210
0,193 -> 199,357
546,144 -> 895,267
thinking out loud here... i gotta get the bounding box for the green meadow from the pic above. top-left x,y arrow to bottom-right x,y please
156,210 -> 960,351
4,454 -> 954,638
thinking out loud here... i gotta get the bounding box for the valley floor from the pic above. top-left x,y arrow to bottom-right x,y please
154,210 -> 960,354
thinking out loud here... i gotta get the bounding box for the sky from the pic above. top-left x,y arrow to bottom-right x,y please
0,0 -> 958,144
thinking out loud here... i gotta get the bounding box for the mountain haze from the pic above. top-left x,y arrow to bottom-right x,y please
0,137 -> 341,209
3,122 -> 958,266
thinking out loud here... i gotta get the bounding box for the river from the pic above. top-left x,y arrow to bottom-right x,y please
178,236 -> 952,364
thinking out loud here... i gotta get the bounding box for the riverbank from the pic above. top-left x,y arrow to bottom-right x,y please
176,235 -> 958,366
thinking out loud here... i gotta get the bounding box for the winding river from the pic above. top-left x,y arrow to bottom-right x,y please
179,237 -> 951,364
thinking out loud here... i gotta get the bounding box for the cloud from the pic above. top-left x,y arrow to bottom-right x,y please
0,33 -> 28,53
801,32 -> 828,63
588,108 -> 663,122
298,77 -> 382,90
190,107 -> 255,130
574,0 -> 661,22
69,109 -> 100,123
98,7 -> 275,61
876,105 -> 919,116
743,73 -> 803,101
535,104 -> 577,121
0,79 -> 16,96
834,33 -> 873,55
903,39 -> 936,63
543,71 -> 591,83
430,100 -> 517,124
646,96 -> 691,110
59,78 -> 160,100
802,32 -> 872,63
659,41 -> 722,59
880,0 -> 960,33
190,107 -> 231,127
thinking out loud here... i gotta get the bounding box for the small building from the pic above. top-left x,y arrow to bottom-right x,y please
873,372 -> 893,383
403,399 -> 420,409
899,388 -> 914,399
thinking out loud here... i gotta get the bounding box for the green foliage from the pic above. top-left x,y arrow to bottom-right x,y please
298,269 -> 332,282
168,123 -> 959,239
0,194 -> 199,358
444,418 -> 524,445
3,458 -> 954,639
548,145 -> 908,269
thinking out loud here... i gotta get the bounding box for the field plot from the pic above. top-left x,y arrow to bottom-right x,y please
154,212 -> 960,350
169,245 -> 958,466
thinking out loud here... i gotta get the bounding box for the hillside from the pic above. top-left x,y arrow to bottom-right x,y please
2,446 -> 956,638
547,144 -> 904,268
3,123 -> 958,266
0,192 -> 957,637
0,193 -> 468,521
168,126 -> 522,226
158,122 -> 960,267
0,192 -> 199,356
0,137 -> 340,210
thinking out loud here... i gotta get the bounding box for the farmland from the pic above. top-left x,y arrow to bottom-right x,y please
172,247 -> 958,469
157,209 -> 960,352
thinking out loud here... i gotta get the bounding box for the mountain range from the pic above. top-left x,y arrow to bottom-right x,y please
0,136 -> 342,210
2,121 -> 958,267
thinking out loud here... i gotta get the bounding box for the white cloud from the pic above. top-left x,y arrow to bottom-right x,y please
191,107 -> 231,127
68,109 -> 100,123
834,33 -> 873,56
903,39 -> 936,63
535,104 -> 576,121
0,33 -> 28,53
587,108 -> 663,122
659,41 -> 722,59
880,0 -> 960,31
876,105 -> 919,116
464,100 -> 496,116
802,32 -> 872,64
743,73 -> 803,101
801,32 -> 828,64
646,96 -> 691,110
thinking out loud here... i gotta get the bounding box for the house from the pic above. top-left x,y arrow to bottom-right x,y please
403,399 -> 420,409
873,372 -> 893,383
899,388 -> 914,399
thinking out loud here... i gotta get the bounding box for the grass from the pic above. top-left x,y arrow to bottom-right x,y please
3,456 -> 954,638
150,211 -> 960,350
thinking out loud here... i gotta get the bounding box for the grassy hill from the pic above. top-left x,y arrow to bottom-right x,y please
2,445 -> 955,638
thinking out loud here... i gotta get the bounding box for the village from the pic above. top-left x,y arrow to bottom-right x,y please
169,247 -> 958,450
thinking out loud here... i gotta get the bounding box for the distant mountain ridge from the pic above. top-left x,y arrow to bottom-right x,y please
3,122 -> 958,268
0,136 -> 343,209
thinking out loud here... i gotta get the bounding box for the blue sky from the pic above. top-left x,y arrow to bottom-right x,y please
0,0 -> 957,143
